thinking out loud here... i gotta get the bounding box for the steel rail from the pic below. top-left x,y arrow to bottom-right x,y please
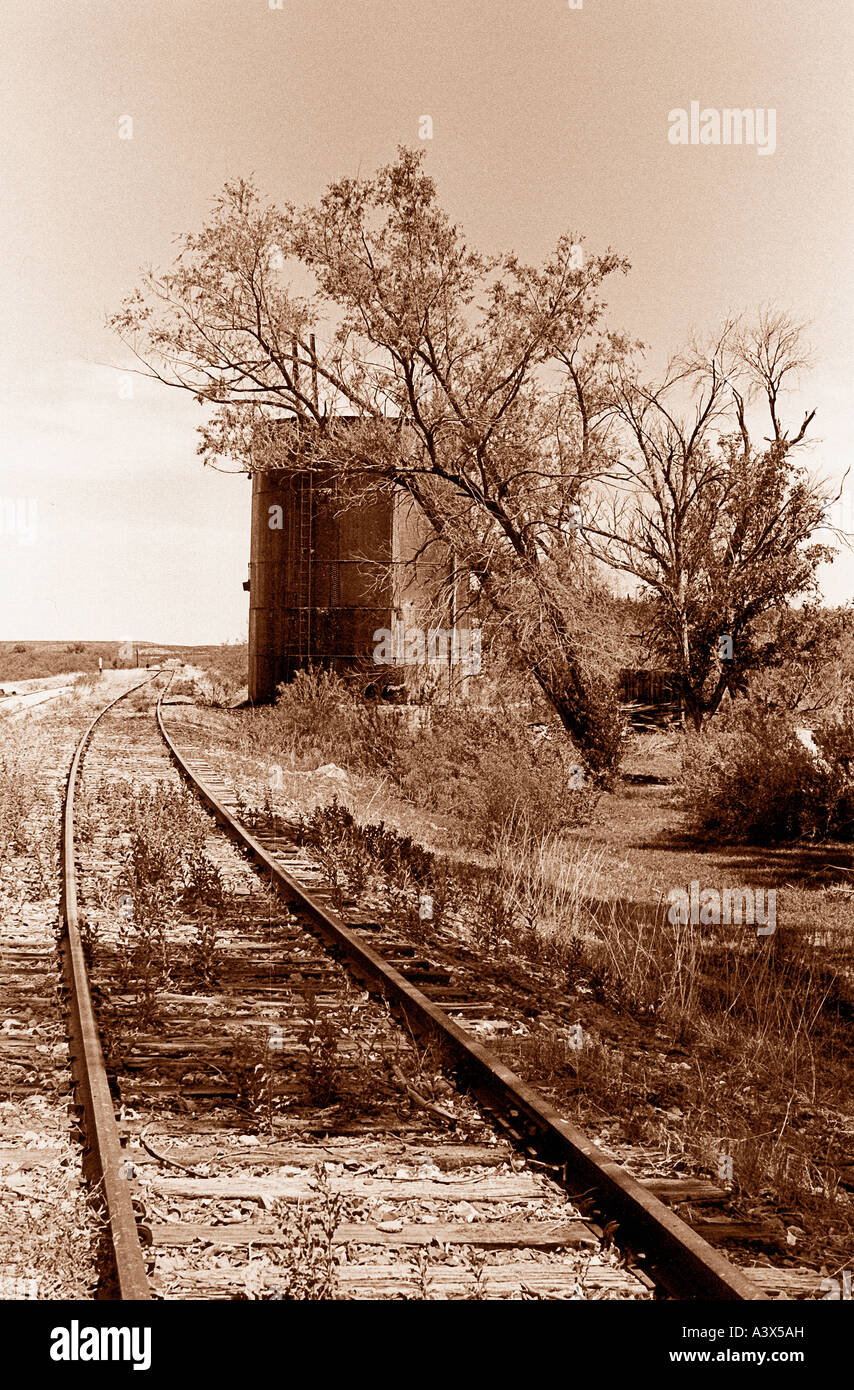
60,679 -> 154,1300
156,695 -> 759,1301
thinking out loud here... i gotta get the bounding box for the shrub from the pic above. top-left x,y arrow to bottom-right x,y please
392,704 -> 596,848
678,702 -> 854,842
250,668 -> 400,776
197,671 -> 242,708
250,670 -> 598,849
812,718 -> 854,836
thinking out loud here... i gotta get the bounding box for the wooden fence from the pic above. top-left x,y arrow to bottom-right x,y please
618,668 -> 677,706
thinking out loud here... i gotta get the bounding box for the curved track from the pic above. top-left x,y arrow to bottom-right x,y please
59,678 -> 154,1299
60,679 -> 767,1300
155,693 -> 759,1302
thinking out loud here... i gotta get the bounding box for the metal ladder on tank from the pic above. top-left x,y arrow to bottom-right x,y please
296,469 -> 313,667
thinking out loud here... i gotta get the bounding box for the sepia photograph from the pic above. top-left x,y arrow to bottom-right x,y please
0,0 -> 851,1370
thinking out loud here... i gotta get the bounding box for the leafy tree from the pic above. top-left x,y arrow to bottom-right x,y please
111,149 -> 631,776
747,603 -> 854,716
582,312 -> 835,729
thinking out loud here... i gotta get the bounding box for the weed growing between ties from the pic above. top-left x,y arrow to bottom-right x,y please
231,986 -> 381,1131
233,979 -> 455,1134
89,780 -> 225,1019
244,1166 -> 344,1300
181,849 -> 225,983
232,1030 -> 279,1135
407,1246 -> 492,1301
242,1174 -> 498,1301
297,988 -> 352,1107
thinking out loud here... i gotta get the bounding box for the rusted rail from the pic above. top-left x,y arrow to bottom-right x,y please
60,679 -> 153,1300
156,694 -> 759,1301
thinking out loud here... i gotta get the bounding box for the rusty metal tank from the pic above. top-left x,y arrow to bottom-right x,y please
246,423 -> 449,703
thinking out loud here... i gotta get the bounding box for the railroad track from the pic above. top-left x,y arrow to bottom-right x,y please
1,685 -> 74,720
59,679 -> 812,1300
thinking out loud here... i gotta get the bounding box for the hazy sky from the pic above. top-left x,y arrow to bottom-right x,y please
1,0 -> 851,641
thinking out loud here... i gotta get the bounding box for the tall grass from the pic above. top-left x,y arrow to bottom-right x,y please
0,729 -> 50,861
290,791 -> 851,1210
244,668 -> 596,848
